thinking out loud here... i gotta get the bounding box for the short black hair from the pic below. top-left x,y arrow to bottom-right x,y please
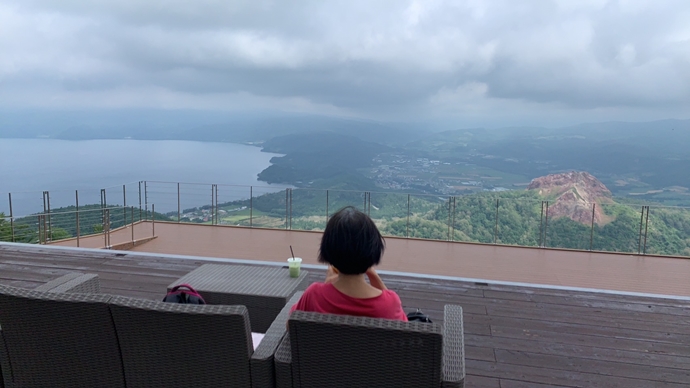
318,206 -> 385,275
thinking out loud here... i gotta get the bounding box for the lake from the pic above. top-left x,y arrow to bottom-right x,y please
0,139 -> 288,216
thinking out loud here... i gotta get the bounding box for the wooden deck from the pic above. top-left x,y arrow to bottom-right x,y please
2,242 -> 689,387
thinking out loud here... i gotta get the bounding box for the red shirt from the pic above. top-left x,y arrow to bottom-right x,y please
290,282 -> 408,321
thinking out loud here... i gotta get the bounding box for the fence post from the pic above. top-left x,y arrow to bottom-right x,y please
250,186 -> 253,228
589,203 -> 596,251
212,184 -> 216,225
494,198 -> 499,244
42,191 -> 51,242
538,201 -> 545,247
210,185 -> 214,225
406,194 -> 410,238
544,201 -> 550,248
144,181 -> 149,220
290,189 -> 293,230
76,190 -> 80,247
177,182 -> 181,222
8,193 -> 14,242
138,181 -> 142,220
447,197 -> 452,241
642,206 -> 649,255
123,184 -> 127,227
152,204 -> 155,237
637,206 -> 645,254
43,191 -> 47,214
47,191 -> 52,241
450,196 -> 456,241
285,189 -> 289,229
100,189 -> 107,246
131,206 -> 135,243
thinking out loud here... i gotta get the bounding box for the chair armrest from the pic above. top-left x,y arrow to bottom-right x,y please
442,305 -> 465,388
34,273 -> 100,294
273,335 -> 293,388
1,328 -> 10,388
250,291 -> 303,388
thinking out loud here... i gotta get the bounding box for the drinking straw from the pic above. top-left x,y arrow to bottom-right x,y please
290,245 -> 295,259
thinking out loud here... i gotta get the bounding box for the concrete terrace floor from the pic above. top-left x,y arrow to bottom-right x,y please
1,242 -> 689,387
53,221 -> 690,297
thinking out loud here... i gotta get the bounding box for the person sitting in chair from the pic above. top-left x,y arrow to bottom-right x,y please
290,206 -> 407,321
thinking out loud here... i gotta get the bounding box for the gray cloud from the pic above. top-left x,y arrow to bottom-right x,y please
1,0 -> 689,126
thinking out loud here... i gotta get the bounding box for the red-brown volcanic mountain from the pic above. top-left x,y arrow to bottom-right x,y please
527,171 -> 613,224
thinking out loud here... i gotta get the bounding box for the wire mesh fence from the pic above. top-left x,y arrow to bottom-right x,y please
644,205 -> 690,256
0,205 -> 152,246
2,181 -> 690,258
368,192 -> 410,238
290,188 -> 328,231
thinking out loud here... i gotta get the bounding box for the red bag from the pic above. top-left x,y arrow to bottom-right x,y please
163,284 -> 206,304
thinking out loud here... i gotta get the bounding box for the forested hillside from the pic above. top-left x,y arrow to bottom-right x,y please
257,132 -> 386,189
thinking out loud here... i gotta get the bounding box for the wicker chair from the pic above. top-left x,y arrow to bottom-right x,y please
0,285 -> 125,388
0,328 -> 7,388
0,273 -> 105,388
275,305 -> 465,388
107,291 -> 303,388
1,273 -> 300,388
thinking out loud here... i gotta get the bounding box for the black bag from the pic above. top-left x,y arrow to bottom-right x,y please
163,284 -> 206,304
407,308 -> 432,323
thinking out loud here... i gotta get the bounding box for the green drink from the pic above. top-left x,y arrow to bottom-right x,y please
288,257 -> 302,278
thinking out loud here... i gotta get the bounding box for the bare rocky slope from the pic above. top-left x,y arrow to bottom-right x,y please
527,171 -> 613,224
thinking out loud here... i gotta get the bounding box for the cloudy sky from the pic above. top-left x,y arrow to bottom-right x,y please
1,0 -> 689,128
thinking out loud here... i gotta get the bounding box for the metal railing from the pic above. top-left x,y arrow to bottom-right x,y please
1,204 -> 155,248
2,181 -> 690,257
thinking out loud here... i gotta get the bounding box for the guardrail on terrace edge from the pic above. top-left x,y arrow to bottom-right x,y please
1,181 -> 689,257
0,204 -> 155,248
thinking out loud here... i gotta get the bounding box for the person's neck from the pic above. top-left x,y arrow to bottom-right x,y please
332,273 -> 382,298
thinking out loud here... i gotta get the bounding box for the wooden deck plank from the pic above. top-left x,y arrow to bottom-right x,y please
469,313 -> 690,344
498,380 -> 572,388
488,325 -> 690,355
467,359 -> 689,388
485,305 -> 690,328
465,345 -> 496,362
466,333 -> 690,370
494,349 -> 690,384
2,242 -> 690,387
464,375 -> 501,388
483,288 -> 690,309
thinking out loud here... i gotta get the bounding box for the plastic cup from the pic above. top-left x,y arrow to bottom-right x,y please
287,257 -> 302,278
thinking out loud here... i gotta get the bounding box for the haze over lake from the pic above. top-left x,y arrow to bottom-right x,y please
0,139 -> 286,216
